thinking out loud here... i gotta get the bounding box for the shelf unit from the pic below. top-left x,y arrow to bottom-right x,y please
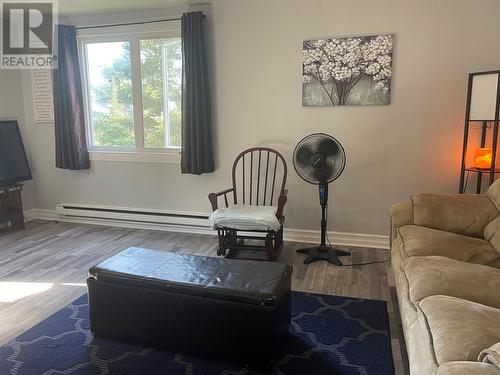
0,184 -> 25,230
459,70 -> 500,194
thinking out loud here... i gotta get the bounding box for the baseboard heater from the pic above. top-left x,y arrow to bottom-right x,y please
56,204 -> 210,228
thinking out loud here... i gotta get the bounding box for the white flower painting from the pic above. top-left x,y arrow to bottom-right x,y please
302,34 -> 394,106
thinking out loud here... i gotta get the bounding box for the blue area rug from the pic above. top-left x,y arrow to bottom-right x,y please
0,292 -> 394,374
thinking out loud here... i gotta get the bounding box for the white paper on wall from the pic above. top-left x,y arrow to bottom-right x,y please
31,69 -> 54,123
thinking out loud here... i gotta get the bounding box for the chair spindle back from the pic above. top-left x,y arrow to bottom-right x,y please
231,147 -> 287,207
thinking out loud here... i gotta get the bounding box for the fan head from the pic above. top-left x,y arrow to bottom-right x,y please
293,133 -> 346,185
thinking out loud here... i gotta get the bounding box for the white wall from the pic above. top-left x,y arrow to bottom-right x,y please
13,0 -> 500,236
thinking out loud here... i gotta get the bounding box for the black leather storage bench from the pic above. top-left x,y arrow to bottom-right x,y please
87,247 -> 292,365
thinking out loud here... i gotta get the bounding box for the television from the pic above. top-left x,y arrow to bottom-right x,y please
0,120 -> 32,187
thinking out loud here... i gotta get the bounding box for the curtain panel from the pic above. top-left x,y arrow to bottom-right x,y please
53,25 -> 90,170
181,11 -> 214,175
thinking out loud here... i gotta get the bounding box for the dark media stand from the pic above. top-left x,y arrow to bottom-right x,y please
0,184 -> 25,230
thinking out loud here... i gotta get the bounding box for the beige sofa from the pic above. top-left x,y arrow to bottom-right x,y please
391,179 -> 500,375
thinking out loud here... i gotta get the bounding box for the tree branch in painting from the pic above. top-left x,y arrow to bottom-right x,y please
303,34 -> 394,106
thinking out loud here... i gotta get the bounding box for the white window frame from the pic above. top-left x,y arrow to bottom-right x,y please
77,22 -> 182,163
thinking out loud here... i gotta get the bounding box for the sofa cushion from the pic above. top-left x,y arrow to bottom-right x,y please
418,295 -> 500,366
402,256 -> 500,309
209,205 -> 281,232
437,362 -> 500,375
411,193 -> 498,238
488,178 -> 500,211
485,216 -> 500,257
398,225 -> 499,265
479,342 -> 500,368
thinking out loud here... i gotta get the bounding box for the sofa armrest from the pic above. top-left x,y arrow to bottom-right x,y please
389,202 -> 412,246
411,193 -> 498,238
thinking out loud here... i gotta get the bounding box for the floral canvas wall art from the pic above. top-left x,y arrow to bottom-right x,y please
302,34 -> 394,106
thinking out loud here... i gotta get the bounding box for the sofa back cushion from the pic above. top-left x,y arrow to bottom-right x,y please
484,178 -> 500,254
398,225 -> 499,265
411,193 -> 498,238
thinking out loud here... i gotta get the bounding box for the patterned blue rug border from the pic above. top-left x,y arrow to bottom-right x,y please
0,291 -> 394,375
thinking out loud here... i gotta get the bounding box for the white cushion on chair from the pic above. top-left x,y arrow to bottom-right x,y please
209,205 -> 281,232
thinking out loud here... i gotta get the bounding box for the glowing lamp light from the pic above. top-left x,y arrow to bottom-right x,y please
473,147 -> 493,169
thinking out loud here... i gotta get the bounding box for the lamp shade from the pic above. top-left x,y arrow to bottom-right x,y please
469,73 -> 500,121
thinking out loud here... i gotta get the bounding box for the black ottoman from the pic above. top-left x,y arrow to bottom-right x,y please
87,247 -> 292,365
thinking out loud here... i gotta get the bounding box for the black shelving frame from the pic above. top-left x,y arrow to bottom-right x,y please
459,70 -> 500,194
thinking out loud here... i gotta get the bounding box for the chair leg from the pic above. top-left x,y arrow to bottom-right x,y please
265,233 -> 274,261
216,228 -> 284,262
267,228 -> 283,261
229,230 -> 238,246
277,227 -> 284,251
217,230 -> 226,256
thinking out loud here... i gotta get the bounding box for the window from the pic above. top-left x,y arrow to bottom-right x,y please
140,38 -> 182,149
86,41 -> 135,148
79,27 -> 182,155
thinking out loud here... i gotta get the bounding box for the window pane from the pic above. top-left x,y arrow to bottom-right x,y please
86,41 -> 135,147
140,38 -> 182,149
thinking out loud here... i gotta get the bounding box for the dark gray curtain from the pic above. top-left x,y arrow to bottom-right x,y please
53,25 -> 90,170
181,12 -> 214,175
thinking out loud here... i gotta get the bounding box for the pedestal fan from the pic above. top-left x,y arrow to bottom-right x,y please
293,133 -> 350,265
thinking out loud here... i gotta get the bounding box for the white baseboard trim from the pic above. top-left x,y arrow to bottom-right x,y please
284,228 -> 389,249
24,209 -> 389,249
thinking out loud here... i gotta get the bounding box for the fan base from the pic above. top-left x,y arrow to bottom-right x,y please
297,246 -> 351,266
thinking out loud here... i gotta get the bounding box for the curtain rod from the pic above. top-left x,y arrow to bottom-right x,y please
75,17 -> 182,30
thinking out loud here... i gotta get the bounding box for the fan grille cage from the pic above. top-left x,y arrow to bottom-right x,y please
293,133 -> 346,185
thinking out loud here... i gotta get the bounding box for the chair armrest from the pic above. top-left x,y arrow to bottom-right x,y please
208,188 -> 234,211
389,202 -> 412,246
276,189 -> 288,220
411,193 -> 499,238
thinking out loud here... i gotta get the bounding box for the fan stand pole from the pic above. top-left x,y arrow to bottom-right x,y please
296,183 -> 351,265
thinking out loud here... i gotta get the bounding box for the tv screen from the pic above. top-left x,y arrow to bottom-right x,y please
0,121 -> 32,186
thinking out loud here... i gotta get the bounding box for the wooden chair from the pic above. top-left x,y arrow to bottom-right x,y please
208,147 -> 288,261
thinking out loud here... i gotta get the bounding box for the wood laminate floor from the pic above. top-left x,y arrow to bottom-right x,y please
0,220 -> 409,374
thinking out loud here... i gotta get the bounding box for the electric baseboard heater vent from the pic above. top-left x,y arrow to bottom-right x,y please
56,204 -> 210,228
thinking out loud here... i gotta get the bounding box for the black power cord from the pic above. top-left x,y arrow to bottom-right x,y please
340,257 -> 391,267
324,205 -> 391,267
